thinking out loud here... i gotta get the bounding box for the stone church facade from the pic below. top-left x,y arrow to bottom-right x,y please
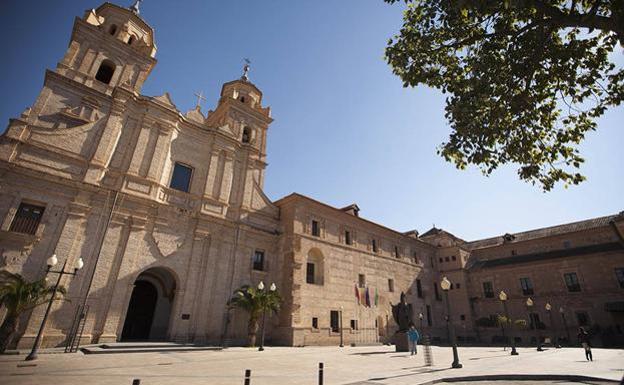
1,2 -> 623,349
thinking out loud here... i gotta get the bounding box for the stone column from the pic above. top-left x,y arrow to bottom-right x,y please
84,97 -> 128,184
127,118 -> 150,176
84,214 -> 132,343
146,123 -> 174,183
98,216 -> 147,342
204,150 -> 221,197
219,154 -> 235,203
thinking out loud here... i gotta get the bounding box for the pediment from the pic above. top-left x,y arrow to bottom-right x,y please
152,92 -> 178,111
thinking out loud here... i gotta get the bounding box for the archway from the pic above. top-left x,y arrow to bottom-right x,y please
121,267 -> 176,341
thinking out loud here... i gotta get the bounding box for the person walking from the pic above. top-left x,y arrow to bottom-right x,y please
407,323 -> 420,356
577,327 -> 593,361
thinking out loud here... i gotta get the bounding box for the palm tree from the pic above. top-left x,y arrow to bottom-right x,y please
228,283 -> 281,347
0,270 -> 66,353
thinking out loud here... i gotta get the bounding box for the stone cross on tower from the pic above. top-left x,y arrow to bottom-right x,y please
241,58 -> 251,81
194,91 -> 207,109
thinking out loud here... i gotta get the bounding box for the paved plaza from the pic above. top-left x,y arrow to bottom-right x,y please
0,345 -> 622,385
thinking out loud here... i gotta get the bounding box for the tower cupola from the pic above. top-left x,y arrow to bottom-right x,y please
56,1 -> 157,94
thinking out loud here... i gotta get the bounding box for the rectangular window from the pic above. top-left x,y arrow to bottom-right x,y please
445,256 -> 450,262
416,279 -> 423,298
615,268 -> 624,289
388,279 -> 394,292
576,311 -> 590,327
372,239 -> 378,253
394,246 -> 400,258
311,220 -> 320,236
170,162 -> 193,192
350,319 -> 358,330
564,272 -> 581,292
345,230 -> 352,245
252,250 -> 265,271
451,255 -> 457,261
439,257 -> 443,263
306,263 -> 315,284
434,282 -> 441,301
426,305 -> 432,326
455,283 -> 461,289
358,274 -> 366,288
483,281 -> 494,298
460,314 -> 466,321
9,203 -> 45,235
312,317 -> 318,329
520,277 -> 534,295
330,310 -> 340,333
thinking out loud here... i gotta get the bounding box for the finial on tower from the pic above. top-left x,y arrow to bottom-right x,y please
241,58 -> 251,82
129,0 -> 142,15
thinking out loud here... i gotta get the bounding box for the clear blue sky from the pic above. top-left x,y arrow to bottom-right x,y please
1,0 -> 622,240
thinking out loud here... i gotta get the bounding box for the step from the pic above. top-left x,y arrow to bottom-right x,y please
81,343 -> 223,355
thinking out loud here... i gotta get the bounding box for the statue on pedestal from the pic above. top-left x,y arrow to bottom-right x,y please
390,292 -> 413,352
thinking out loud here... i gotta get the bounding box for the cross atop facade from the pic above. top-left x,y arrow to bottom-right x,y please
194,91 -> 207,109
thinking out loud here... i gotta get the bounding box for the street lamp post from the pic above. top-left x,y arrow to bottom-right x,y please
418,312 -> 424,331
441,277 -> 462,369
545,303 -> 560,348
339,306 -> 344,347
26,255 -> 83,361
258,281 -> 276,352
559,307 -> 570,346
526,298 -> 543,351
499,290 -> 518,355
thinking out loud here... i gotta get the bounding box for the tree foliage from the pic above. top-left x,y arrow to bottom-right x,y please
0,270 -> 66,353
228,284 -> 281,347
385,0 -> 623,190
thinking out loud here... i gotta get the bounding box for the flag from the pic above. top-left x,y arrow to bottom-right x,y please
365,287 -> 371,307
354,284 -> 360,304
374,287 -> 379,307
360,286 -> 366,304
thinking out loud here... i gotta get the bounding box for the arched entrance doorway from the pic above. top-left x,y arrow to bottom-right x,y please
121,267 -> 176,341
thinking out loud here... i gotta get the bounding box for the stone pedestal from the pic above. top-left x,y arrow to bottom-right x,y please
393,331 -> 409,352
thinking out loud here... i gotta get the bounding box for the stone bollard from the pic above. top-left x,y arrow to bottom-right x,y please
318,362 -> 324,385
244,369 -> 251,385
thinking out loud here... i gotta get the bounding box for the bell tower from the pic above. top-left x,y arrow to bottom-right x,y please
205,63 -> 274,213
206,64 -> 273,187
56,1 -> 157,94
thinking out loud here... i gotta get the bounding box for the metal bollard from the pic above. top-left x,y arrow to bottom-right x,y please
132,380 -> 140,385
244,369 -> 251,385
318,362 -> 324,385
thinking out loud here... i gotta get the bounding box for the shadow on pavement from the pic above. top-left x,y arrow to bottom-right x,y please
369,367 -> 450,381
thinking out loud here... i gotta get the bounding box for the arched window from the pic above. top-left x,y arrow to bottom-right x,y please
306,248 -> 324,285
127,35 -> 135,45
95,59 -> 115,84
109,24 -> 117,36
242,126 -> 251,143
